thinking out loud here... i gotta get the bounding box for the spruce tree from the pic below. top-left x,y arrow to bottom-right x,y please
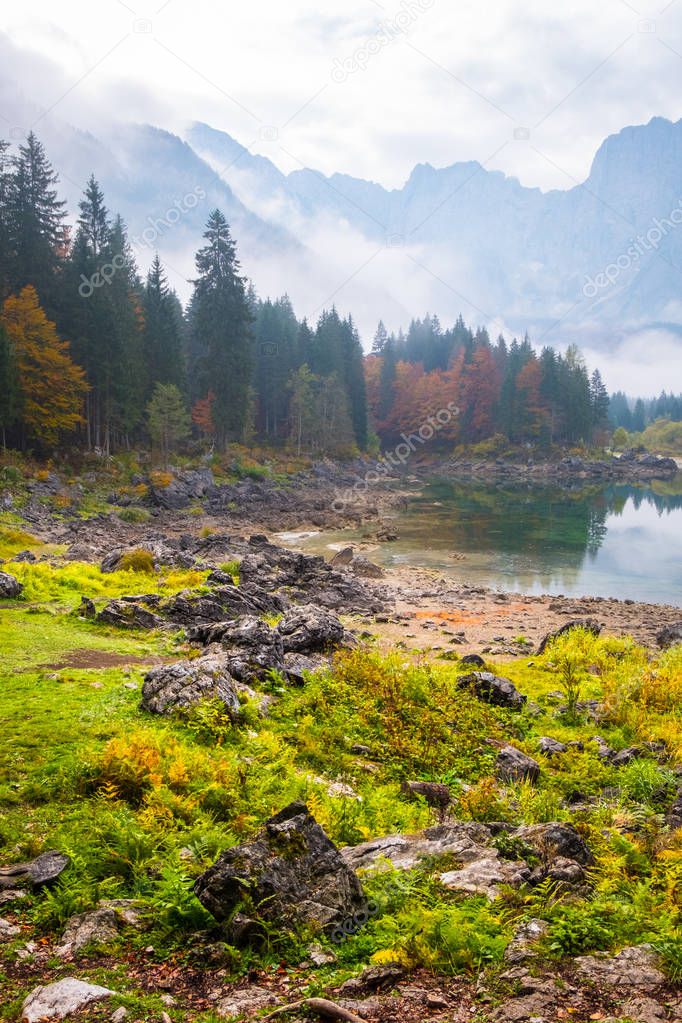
0,322 -> 20,447
7,133 -> 66,312
143,255 -> 185,399
190,210 -> 254,445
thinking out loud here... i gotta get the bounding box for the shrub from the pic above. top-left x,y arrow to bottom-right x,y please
117,548 -> 156,574
117,507 -> 151,524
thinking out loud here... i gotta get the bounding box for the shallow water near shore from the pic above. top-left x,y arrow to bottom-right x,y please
290,476 -> 682,606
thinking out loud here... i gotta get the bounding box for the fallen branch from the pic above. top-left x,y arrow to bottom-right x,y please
260,997 -> 367,1022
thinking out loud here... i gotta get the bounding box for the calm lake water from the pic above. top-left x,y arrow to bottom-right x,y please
291,477 -> 682,607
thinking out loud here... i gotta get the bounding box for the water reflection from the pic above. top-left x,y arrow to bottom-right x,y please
295,478 -> 682,606
387,478 -> 682,605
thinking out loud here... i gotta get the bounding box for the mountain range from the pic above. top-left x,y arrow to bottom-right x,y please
4,89 -> 682,352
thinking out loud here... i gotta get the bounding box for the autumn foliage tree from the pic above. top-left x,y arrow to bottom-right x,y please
1,285 -> 88,446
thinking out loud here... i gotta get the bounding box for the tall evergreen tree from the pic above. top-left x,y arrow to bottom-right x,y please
143,255 -> 185,400
189,210 -> 254,445
7,133 -> 66,312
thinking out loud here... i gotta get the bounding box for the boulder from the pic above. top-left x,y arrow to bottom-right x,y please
496,745 -> 541,783
0,850 -> 69,890
219,616 -> 286,683
657,621 -> 682,649
97,599 -> 163,630
537,618 -> 601,655
457,671 -> 527,710
0,916 -> 20,938
57,907 -> 119,955
194,802 -> 367,939
141,655 -> 240,716
538,736 -> 568,756
517,823 -> 591,864
149,468 -> 214,510
459,653 -> 486,668
349,556 -> 385,579
574,945 -> 665,990
282,652 -> 326,684
276,604 -> 346,653
0,571 -> 23,598
22,978 -> 115,1022
215,986 -> 281,1019
341,822 -> 494,873
330,547 -> 354,567
440,854 -> 530,899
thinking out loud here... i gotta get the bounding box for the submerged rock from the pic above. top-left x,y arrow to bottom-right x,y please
195,802 -> 366,940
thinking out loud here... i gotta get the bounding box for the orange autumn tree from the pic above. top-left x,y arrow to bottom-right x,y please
1,285 -> 88,446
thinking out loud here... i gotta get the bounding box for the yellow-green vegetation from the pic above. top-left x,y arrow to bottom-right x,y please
0,575 -> 681,1020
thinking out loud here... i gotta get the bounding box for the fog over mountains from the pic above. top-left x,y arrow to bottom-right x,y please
3,77 -> 682,387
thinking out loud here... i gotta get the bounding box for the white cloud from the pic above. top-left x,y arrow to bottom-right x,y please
2,0 -> 682,190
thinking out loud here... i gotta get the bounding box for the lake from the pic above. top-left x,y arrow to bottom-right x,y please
290,477 -> 682,607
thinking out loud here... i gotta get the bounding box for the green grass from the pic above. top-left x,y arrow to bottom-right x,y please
0,589 -> 681,1016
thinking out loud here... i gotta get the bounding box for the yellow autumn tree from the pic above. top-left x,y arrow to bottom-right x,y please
1,286 -> 88,446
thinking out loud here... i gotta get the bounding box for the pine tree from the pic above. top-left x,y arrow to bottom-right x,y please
589,369 -> 610,438
190,210 -> 254,445
147,383 -> 191,466
0,140 -> 13,302
372,320 -> 388,353
143,255 -> 185,399
7,133 -> 67,312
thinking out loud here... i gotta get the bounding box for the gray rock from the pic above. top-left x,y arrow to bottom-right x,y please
141,655 -> 240,716
219,616 -> 286,683
496,745 -> 541,783
330,547 -> 354,567
457,671 -> 526,710
441,853 -> 531,899
339,965 -> 406,995
504,919 -> 549,963
195,802 -> 367,939
459,653 -> 486,668
97,599 -> 163,630
341,822 -> 494,873
57,907 -> 119,955
0,571 -> 23,598
537,618 -> 601,655
214,985 -> 280,1019
517,823 -> 591,864
0,850 -> 69,890
22,978 -> 115,1022
0,916 -> 20,938
350,556 -> 385,579
282,652 -> 326,684
657,621 -> 682,649
276,604 -> 346,653
574,945 -> 665,990
538,736 -> 568,756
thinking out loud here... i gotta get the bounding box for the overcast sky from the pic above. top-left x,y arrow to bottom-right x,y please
2,0 -> 682,190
